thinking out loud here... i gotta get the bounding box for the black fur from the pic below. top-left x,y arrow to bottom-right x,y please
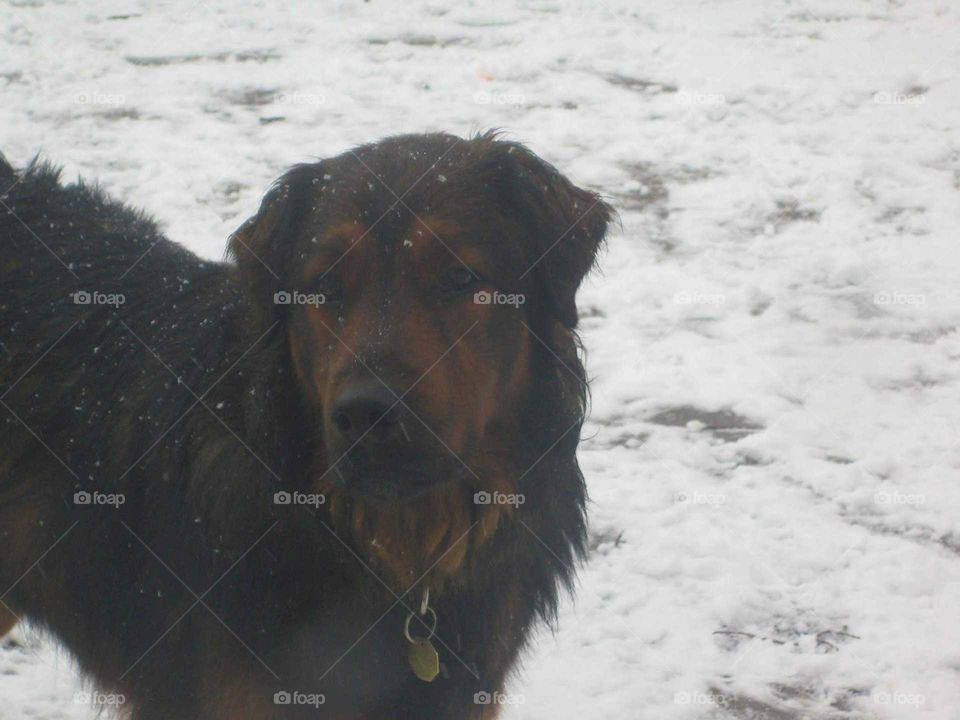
0,133 -> 611,719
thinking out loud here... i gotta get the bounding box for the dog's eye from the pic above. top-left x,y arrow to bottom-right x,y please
439,266 -> 478,292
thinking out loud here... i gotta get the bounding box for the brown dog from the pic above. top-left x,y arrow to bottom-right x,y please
0,132 -> 612,718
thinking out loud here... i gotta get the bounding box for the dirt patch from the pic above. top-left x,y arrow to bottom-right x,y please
587,527 -> 625,556
368,33 -> 470,48
707,690 -> 860,720
602,73 -> 677,94
614,161 -> 668,211
649,406 -> 763,442
842,516 -> 960,557
126,49 -> 281,66
765,198 -> 821,233
216,87 -> 279,108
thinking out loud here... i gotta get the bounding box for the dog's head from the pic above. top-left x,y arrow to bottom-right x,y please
230,132 -> 611,581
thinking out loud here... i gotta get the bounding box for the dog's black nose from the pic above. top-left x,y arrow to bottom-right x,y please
332,383 -> 400,443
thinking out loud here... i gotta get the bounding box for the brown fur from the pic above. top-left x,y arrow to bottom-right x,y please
0,133 -> 612,718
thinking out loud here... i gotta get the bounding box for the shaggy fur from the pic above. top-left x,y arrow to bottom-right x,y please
0,132 -> 612,719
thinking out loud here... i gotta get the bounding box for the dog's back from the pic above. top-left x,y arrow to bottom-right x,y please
0,157 -> 243,662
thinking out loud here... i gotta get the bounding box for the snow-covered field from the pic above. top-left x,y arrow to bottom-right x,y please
2,0 -> 959,718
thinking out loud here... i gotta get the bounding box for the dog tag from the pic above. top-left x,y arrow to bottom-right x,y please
408,637 -> 439,682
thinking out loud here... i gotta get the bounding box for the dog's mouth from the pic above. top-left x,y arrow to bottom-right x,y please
330,449 -> 467,502
317,423 -> 516,586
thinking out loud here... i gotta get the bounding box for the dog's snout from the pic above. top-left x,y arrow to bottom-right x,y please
332,384 -> 399,443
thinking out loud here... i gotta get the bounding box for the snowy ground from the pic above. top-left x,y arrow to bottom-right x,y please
2,0 -> 960,718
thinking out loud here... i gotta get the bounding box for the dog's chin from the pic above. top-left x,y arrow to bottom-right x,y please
332,457 -> 463,503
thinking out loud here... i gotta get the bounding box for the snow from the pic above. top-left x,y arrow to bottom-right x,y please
2,0 -> 960,718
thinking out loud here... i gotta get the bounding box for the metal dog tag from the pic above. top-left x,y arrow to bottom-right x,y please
408,638 -> 440,682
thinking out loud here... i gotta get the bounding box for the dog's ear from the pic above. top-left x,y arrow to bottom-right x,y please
228,164 -> 318,316
496,142 -> 613,328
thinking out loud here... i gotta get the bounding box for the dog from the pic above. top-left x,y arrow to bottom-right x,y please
0,131 -> 612,719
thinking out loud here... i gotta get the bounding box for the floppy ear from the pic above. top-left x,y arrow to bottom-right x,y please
227,164 -> 318,322
498,143 -> 613,328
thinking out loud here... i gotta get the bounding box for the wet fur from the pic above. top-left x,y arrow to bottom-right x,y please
0,133 -> 611,718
